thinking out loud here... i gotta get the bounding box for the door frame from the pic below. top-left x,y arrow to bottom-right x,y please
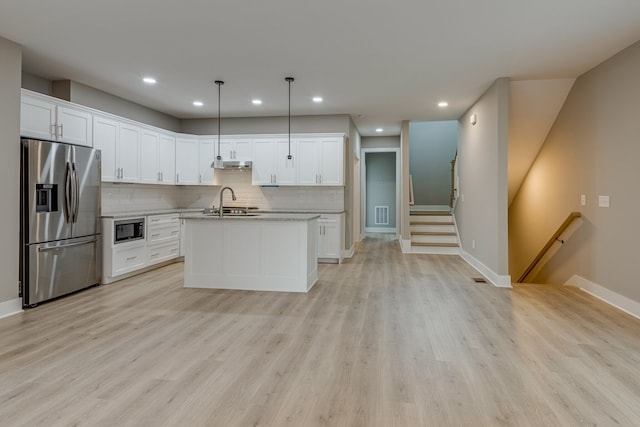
360,147 -> 401,237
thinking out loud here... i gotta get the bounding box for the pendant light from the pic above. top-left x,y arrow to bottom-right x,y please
211,80 -> 225,169
285,77 -> 294,160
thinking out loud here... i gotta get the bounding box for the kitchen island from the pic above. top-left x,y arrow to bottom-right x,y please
181,213 -> 319,292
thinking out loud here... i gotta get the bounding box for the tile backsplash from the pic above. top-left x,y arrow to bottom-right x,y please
102,170 -> 344,213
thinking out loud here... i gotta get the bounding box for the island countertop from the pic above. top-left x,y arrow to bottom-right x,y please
181,212 -> 320,221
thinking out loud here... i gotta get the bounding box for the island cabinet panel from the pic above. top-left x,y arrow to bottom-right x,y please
222,222 -> 261,278
183,215 -> 318,292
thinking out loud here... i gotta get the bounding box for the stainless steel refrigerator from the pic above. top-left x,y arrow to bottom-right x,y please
20,138 -> 101,307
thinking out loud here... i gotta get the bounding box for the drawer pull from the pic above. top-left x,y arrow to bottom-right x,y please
150,253 -> 160,257
151,233 -> 160,237
126,256 -> 137,261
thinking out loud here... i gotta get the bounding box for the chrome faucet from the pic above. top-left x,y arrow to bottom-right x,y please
219,187 -> 237,217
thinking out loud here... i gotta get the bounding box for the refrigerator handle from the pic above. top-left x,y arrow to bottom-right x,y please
72,162 -> 80,223
64,162 -> 72,223
37,236 -> 98,252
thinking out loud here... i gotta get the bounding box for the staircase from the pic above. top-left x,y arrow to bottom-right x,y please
410,207 -> 460,254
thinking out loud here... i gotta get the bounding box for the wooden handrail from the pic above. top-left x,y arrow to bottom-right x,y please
517,211 -> 582,283
449,152 -> 457,208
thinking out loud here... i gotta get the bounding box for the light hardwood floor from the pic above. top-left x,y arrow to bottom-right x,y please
2,234 -> 640,426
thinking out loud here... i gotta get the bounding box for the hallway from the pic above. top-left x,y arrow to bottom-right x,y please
1,235 -> 639,425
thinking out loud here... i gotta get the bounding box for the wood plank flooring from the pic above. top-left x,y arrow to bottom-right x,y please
2,233 -> 640,426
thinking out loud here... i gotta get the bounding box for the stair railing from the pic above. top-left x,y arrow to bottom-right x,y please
449,152 -> 457,209
517,211 -> 583,283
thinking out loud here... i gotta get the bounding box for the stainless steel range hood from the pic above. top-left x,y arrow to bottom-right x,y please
211,160 -> 253,170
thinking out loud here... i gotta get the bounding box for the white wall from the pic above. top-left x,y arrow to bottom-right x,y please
0,37 -> 21,309
456,78 -> 510,286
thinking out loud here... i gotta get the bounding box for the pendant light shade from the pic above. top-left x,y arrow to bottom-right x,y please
285,77 -> 294,160
211,80 -> 225,169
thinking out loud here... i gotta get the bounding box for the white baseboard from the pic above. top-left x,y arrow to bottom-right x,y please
0,298 -> 23,319
459,249 -> 512,288
564,275 -> 640,320
399,238 -> 412,253
342,245 -> 355,259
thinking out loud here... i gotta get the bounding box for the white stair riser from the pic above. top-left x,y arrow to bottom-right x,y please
411,235 -> 458,244
410,246 -> 460,255
410,224 -> 455,233
410,215 -> 452,223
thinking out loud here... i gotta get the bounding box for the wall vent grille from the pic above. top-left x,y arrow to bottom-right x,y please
375,206 -> 389,225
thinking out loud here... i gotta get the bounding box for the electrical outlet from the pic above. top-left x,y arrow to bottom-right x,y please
472,239 -> 475,249
580,195 -> 586,206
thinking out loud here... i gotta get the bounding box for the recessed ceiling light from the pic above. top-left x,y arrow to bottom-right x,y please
252,99 -> 262,105
376,128 -> 383,133
193,101 -> 203,107
312,97 -> 323,103
142,77 -> 157,85
438,101 -> 449,107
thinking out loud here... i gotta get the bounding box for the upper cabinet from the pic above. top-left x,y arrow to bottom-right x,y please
21,91 -> 92,146
140,129 -> 175,185
297,135 -> 344,185
218,136 -> 253,160
253,137 -> 297,185
21,90 -> 345,187
93,115 -> 140,183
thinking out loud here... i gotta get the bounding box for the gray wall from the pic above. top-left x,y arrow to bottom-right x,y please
509,40 -> 640,303
180,114 -> 350,135
0,37 -> 22,305
361,136 -> 400,149
456,78 -> 510,280
409,121 -> 457,205
21,71 -> 51,95
365,152 -> 396,229
51,80 -> 180,132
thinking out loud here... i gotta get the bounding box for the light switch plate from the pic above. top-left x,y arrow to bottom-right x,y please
580,195 -> 586,206
598,195 -> 610,208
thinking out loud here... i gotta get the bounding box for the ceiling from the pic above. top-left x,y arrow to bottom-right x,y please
1,0 -> 640,136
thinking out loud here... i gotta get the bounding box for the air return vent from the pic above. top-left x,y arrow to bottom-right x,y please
375,206 -> 389,225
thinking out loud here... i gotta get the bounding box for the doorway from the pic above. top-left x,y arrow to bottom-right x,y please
361,148 -> 400,235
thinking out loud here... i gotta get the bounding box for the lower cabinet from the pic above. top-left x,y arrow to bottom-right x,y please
102,213 -> 181,284
318,213 -> 344,263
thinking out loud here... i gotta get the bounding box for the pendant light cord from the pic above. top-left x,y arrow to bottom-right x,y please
285,77 -> 294,160
215,80 -> 224,161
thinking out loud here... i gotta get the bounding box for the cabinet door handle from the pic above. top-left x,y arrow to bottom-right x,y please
161,172 -> 164,181
176,173 -> 180,183
319,174 -> 322,184
59,124 -> 64,138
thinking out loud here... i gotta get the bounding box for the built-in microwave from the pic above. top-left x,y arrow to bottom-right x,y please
114,218 -> 145,244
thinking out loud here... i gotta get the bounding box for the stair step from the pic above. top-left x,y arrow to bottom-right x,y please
411,224 -> 456,233
410,221 -> 454,226
411,234 -> 458,244
410,211 -> 452,216
410,214 -> 452,222
411,242 -> 459,247
411,231 -> 456,236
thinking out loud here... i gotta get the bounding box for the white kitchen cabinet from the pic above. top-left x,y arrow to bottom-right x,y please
198,137 -> 215,185
175,136 -> 199,185
296,136 -> 344,185
218,136 -> 253,160
253,138 -> 297,185
102,214 -> 182,284
140,129 -> 175,184
94,115 -> 140,183
318,213 -> 344,263
117,123 -> 141,182
147,214 -> 180,265
93,115 -> 119,181
21,91 -> 93,146
158,133 -> 176,184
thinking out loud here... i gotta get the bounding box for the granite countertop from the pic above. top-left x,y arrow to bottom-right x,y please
182,212 -> 320,221
101,208 -> 203,219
